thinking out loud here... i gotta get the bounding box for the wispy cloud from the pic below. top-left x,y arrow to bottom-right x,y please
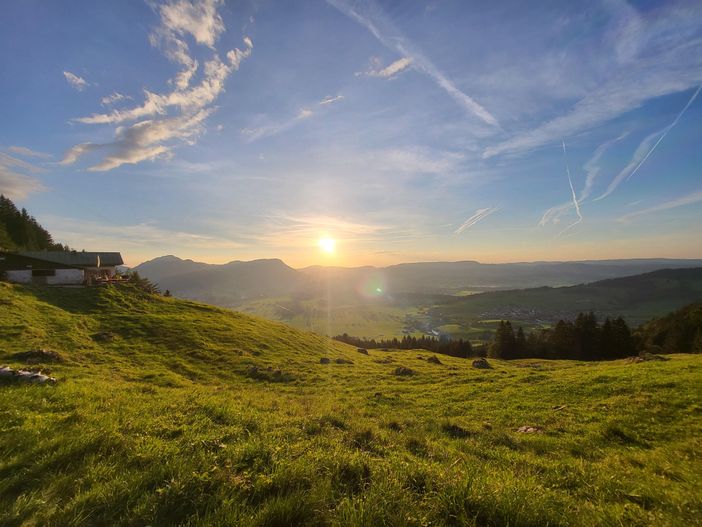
242,94 -> 344,142
156,0 -> 225,48
538,201 -> 570,228
242,108 -> 314,143
319,94 -> 344,105
62,0 -> 252,171
483,5 -> 702,159
6,146 -> 52,159
454,207 -> 498,234
63,71 -> 88,91
359,56 -> 412,79
41,214 -> 246,255
365,147 -> 462,175
0,152 -> 46,199
596,85 -> 701,201
62,108 -> 212,171
327,0 -> 498,126
100,92 -> 132,106
618,190 -> 702,222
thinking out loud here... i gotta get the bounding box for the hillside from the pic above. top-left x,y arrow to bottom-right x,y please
639,302 -> 702,353
379,259 -> 702,293
431,267 -> 702,330
136,258 -> 304,303
1,283 -> 701,525
131,254 -> 213,282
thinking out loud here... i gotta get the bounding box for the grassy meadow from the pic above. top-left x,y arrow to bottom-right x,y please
237,297 -> 419,340
1,283 -> 701,526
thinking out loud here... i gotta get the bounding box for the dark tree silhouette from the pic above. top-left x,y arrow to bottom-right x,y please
0,195 -> 70,251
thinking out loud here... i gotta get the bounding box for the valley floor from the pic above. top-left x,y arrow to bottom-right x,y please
0,284 -> 700,526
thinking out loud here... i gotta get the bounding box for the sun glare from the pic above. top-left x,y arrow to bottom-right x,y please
318,237 -> 336,254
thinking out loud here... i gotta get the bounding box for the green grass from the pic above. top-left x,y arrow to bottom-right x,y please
1,282 -> 701,526
239,297 -> 421,339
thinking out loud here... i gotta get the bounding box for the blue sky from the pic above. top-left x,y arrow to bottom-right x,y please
1,0 -> 701,267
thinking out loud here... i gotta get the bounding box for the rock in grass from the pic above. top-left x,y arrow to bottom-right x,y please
373,357 -> 394,364
334,358 -> 353,364
319,357 -> 331,364
427,355 -> 442,365
627,353 -> 670,364
92,331 -> 116,342
472,358 -> 492,369
356,348 -> 368,355
10,349 -> 62,363
0,365 -> 57,384
393,366 -> 416,376
516,426 -> 542,434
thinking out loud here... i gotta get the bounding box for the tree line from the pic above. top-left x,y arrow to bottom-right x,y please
0,195 -> 69,252
333,333 -> 478,358
334,311 -> 646,361
637,302 -> 702,354
489,312 -> 636,360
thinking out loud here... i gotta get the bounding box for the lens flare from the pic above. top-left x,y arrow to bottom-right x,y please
357,272 -> 387,299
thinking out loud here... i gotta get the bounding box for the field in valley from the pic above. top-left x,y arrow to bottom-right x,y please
234,268 -> 702,343
1,283 -> 701,526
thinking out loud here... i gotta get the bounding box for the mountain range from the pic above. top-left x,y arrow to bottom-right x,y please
134,255 -> 702,306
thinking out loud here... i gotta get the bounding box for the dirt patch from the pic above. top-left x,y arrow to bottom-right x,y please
10,349 -> 62,364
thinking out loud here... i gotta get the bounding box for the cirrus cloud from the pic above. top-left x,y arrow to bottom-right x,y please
63,71 -> 88,91
62,0 -> 252,172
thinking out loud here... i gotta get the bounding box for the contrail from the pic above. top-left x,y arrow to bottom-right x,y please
596,85 -> 701,201
326,0 -> 498,126
454,207 -> 498,234
624,85 -> 701,183
618,189 -> 702,222
538,132 -> 628,228
557,138 -> 583,237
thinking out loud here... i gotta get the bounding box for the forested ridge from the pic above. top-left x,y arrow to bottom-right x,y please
0,195 -> 68,251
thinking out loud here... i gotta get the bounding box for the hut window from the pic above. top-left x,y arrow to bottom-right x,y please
31,269 -> 56,277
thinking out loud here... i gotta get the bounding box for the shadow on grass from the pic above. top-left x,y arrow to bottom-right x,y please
19,286 -> 103,314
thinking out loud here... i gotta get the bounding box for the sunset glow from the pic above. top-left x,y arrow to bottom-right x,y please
318,237 -> 336,255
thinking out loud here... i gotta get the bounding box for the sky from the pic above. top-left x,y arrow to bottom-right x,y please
1,0 -> 701,268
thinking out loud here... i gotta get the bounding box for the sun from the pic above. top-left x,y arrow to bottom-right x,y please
318,237 -> 336,254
